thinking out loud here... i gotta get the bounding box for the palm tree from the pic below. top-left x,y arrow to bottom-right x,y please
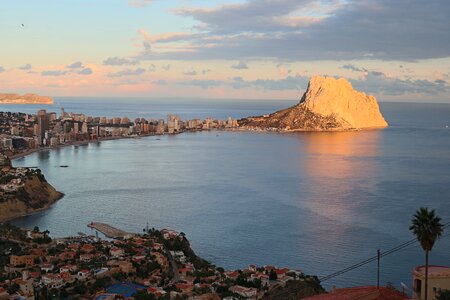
410,207 -> 444,300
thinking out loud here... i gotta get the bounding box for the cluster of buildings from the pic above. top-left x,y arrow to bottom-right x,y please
0,152 -> 38,196
0,226 -> 314,300
0,109 -> 239,154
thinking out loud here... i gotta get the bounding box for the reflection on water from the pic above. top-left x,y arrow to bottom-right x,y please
301,131 -> 381,222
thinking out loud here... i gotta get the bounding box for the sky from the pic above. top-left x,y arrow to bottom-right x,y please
0,0 -> 449,102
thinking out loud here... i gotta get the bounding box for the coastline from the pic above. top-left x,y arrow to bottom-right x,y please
0,191 -> 64,224
10,134 -> 158,160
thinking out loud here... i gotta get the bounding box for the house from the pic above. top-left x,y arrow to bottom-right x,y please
60,271 -> 74,283
40,263 -> 54,273
152,243 -> 164,251
13,278 -> 33,297
229,285 -> 257,298
81,243 -> 95,253
10,255 -> 36,267
176,283 -> 194,295
80,253 -> 94,262
413,265 -> 450,300
77,269 -> 91,281
115,261 -> 136,274
110,247 -> 124,258
147,287 -> 167,297
59,251 -> 77,261
60,264 -> 78,273
225,271 -> 240,280
248,264 -> 257,272
161,229 -> 179,240
42,274 -> 64,289
170,250 -> 186,263
94,267 -> 109,277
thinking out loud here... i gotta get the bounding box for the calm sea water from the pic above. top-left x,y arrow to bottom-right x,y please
4,98 -> 450,291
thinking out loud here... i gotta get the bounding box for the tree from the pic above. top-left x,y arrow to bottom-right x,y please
269,269 -> 278,281
437,290 -> 450,300
410,207 -> 444,300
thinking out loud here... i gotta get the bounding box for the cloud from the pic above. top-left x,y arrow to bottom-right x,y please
41,70 -> 68,76
103,56 -> 139,66
183,70 -> 198,76
128,0 -> 153,7
153,79 -> 166,85
107,68 -> 146,77
250,75 -> 307,90
183,74 -> 309,91
19,64 -> 32,70
277,63 -> 292,76
350,71 -> 449,96
78,68 -> 93,75
137,0 -> 450,61
66,61 -> 85,69
0,66 -> 4,73
231,61 -> 248,70
341,64 -> 367,72
185,80 -> 223,89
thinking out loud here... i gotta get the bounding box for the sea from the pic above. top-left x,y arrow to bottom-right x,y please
2,97 -> 450,291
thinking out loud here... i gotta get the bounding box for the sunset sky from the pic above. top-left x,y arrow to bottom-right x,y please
1,0 -> 449,101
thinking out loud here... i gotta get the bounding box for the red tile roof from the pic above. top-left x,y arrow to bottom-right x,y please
304,286 -> 411,300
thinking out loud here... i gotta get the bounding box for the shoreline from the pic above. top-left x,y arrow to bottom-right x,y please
0,191 -> 64,224
10,134 -> 159,160
9,125 -> 388,162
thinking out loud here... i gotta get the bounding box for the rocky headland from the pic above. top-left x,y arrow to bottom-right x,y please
239,76 -> 388,131
0,93 -> 54,104
0,153 -> 63,223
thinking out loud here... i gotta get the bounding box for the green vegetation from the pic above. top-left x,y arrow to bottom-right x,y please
437,290 -> 450,300
410,207 -> 444,300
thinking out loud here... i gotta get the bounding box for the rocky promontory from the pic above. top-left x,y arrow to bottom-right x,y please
0,93 -> 54,104
239,76 -> 388,131
0,153 -> 63,223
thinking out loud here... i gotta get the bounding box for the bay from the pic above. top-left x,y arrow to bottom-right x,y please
5,98 -> 450,290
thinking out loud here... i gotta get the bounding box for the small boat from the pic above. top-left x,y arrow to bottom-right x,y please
60,165 -> 69,168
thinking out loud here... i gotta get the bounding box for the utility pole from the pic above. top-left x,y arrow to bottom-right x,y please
377,249 -> 381,289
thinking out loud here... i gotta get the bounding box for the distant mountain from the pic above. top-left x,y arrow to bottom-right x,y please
0,93 -> 54,104
239,76 -> 388,131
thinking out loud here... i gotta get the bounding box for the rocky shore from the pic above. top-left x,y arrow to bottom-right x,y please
0,153 -> 63,223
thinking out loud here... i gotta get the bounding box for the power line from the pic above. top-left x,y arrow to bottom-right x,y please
319,222 -> 450,282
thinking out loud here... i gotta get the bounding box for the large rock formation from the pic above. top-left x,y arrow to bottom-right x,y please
0,93 -> 53,104
239,76 -> 388,131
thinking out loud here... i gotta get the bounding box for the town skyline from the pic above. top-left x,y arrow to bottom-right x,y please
0,0 -> 449,102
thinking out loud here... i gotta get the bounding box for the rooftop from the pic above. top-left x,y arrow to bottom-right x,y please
304,286 -> 410,300
414,265 -> 450,278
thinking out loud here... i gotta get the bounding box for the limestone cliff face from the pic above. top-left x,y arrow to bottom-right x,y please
0,93 -> 54,104
239,76 -> 388,131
